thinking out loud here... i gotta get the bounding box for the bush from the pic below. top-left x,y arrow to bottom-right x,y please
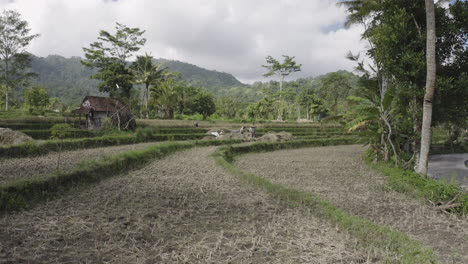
135,127 -> 155,141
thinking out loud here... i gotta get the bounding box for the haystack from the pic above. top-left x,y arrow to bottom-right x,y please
0,128 -> 33,146
206,127 -> 250,140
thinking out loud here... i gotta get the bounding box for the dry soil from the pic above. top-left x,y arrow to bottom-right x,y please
0,142 -> 160,185
1,147 -> 382,264
235,145 -> 468,264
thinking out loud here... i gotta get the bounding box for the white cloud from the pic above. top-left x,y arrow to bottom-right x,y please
1,0 -> 366,83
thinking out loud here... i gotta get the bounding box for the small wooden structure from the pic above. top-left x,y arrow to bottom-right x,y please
71,96 -> 136,130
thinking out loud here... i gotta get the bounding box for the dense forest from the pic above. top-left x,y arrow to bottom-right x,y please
23,55 -> 246,106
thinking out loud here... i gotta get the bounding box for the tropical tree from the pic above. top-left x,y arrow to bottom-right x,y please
81,22 -> 146,99
317,71 -> 355,115
216,96 -> 237,119
150,78 -> 178,119
0,10 -> 39,110
416,0 -> 436,175
190,90 -> 216,119
262,55 -> 301,120
24,86 -> 49,115
130,54 -> 170,118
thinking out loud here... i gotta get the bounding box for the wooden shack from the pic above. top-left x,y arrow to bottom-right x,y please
72,96 -> 136,130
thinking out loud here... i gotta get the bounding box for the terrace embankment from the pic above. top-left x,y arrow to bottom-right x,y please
0,142 -> 160,185
235,145 -> 468,264
0,146 -> 382,263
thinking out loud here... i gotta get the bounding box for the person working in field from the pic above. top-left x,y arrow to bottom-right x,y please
249,126 -> 256,138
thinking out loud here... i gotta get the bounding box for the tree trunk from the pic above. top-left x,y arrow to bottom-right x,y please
145,83 -> 149,119
5,87 -> 8,111
278,75 -> 284,121
417,0 -> 436,176
4,59 -> 9,111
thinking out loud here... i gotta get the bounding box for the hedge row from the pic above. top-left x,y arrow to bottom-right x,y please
213,138 -> 437,263
0,133 -> 210,159
152,128 -> 209,134
0,139 -> 242,213
0,123 -> 55,130
20,129 -> 97,139
257,127 -> 343,132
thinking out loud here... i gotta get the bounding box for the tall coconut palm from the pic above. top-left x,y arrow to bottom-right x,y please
130,54 -> 169,118
417,0 -> 436,175
151,78 -> 178,119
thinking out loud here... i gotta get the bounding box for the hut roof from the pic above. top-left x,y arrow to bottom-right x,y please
72,96 -> 127,114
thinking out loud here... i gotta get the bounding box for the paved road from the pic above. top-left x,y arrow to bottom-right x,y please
428,153 -> 468,188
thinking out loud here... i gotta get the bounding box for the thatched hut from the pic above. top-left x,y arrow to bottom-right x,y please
71,96 -> 136,130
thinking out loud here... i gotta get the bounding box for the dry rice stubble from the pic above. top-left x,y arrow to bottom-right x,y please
0,146 -> 377,263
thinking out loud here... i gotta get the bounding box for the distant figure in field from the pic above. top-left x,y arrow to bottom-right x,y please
249,126 -> 256,138
193,121 -> 199,127
240,126 -> 246,134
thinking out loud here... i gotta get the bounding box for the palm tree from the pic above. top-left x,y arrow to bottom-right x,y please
151,78 -> 178,119
416,0 -> 436,175
130,54 -> 169,118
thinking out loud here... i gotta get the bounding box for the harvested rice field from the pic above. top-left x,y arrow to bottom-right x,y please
0,142 -> 160,185
0,147 -> 384,263
235,145 -> 468,264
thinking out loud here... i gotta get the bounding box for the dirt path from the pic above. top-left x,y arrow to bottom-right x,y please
0,147 -> 380,264
0,142 -> 161,185
235,145 -> 468,264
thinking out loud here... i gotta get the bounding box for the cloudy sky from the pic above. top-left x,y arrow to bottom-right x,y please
0,0 -> 366,83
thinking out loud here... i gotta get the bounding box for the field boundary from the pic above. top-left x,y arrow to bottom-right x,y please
367,161 -> 468,215
0,139 -> 242,213
0,133 -> 213,159
212,139 -> 437,263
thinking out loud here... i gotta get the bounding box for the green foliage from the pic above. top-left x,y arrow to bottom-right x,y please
130,54 -> 171,118
0,9 -> 39,111
216,96 -> 237,118
262,55 -> 302,78
20,128 -> 94,140
317,71 -> 357,115
24,86 -> 49,115
50,123 -> 74,140
341,0 -> 468,167
189,90 -> 216,119
135,127 -> 155,141
157,58 -> 243,92
81,22 -> 146,98
368,161 -> 468,215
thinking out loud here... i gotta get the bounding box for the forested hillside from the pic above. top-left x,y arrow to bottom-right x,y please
27,55 -> 246,105
156,58 -> 245,93
30,55 -> 102,105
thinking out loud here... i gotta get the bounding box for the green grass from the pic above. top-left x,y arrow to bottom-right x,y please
19,129 -> 97,139
213,139 -> 437,264
368,161 -> 468,215
0,139 -> 242,213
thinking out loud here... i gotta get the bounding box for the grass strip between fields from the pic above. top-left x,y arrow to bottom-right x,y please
0,133 -> 210,159
212,139 -> 437,264
367,161 -> 468,215
0,139 -> 242,213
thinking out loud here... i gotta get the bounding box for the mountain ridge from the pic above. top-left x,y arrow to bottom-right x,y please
27,54 -> 245,105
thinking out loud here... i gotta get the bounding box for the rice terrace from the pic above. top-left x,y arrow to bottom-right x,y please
0,0 -> 467,264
